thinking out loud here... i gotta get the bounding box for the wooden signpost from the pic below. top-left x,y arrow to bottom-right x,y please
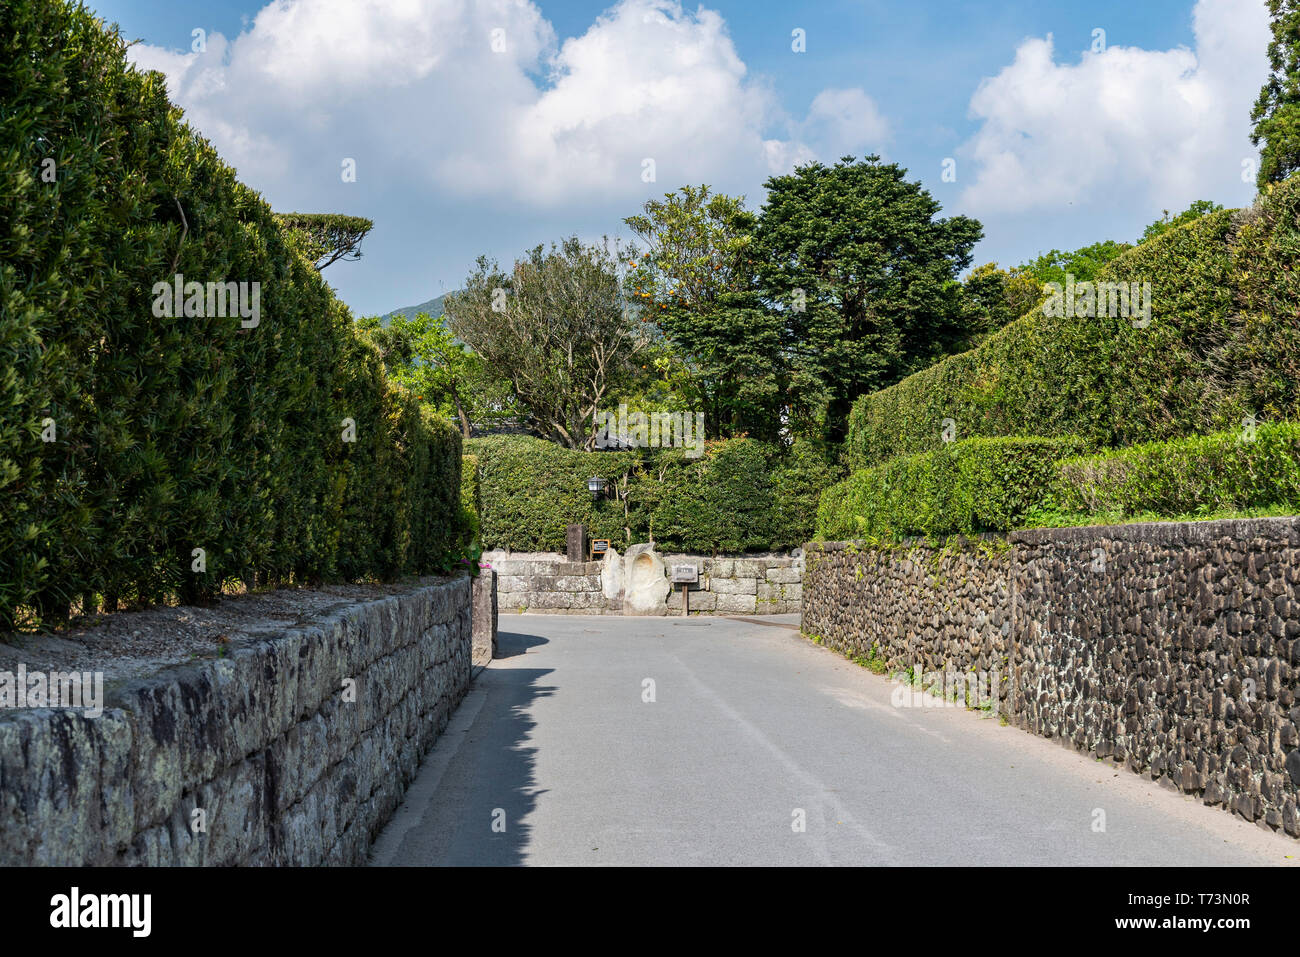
671,564 -> 698,616
590,539 -> 611,561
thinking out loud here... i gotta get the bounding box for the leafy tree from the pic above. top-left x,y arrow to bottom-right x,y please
355,311 -> 515,438
1138,200 -> 1226,244
750,156 -> 983,443
275,212 -> 374,270
959,262 -> 1045,337
607,332 -> 702,420
1015,240 -> 1131,288
445,238 -> 645,448
624,186 -> 784,439
1252,0 -> 1300,187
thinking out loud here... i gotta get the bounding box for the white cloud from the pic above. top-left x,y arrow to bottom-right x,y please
803,88 -> 891,159
957,0 -> 1271,216
127,0 -> 888,210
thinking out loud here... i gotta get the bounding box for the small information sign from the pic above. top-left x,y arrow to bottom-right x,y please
670,564 -> 698,584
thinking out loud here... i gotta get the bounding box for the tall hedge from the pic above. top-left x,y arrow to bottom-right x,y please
0,0 -> 461,628
466,435 -> 834,553
844,198 -> 1300,469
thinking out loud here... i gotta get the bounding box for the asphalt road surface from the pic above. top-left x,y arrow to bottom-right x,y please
370,615 -> 1298,866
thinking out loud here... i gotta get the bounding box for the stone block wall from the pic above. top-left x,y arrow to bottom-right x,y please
803,517 -> 1300,838
487,549 -> 802,616
472,570 -> 498,662
492,556 -> 614,614
0,576 -> 472,865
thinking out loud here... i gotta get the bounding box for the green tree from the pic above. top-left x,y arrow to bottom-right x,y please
624,186 -> 784,439
960,262 -> 1045,338
275,212 -> 374,270
1252,0 -> 1300,187
1138,200 -> 1226,244
751,156 -> 983,443
445,238 -> 645,448
1016,240 -> 1131,288
355,311 -> 514,438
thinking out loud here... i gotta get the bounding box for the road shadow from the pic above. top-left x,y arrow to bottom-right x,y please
494,627 -> 549,659
383,624 -> 554,866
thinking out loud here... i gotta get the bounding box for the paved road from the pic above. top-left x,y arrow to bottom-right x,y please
371,615 -> 1298,866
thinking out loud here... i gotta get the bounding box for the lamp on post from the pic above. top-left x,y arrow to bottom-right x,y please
586,475 -> 607,501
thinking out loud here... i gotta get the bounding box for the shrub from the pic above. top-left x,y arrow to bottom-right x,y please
466,436 -> 634,551
843,201 -> 1300,469
634,439 -> 778,553
0,1 -> 461,629
466,435 -> 828,553
459,455 -> 482,549
770,440 -> 845,547
816,437 -> 1083,540
1052,422 -> 1300,518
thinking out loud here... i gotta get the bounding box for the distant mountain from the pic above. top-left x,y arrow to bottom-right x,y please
378,291 -> 458,325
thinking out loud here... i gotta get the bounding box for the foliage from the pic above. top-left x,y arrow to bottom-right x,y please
958,262 -> 1044,338
750,155 -> 984,442
459,455 -> 482,548
445,238 -> 646,448
1224,181 -> 1300,425
1138,200 -> 1226,244
770,440 -> 846,546
1252,0 -> 1300,187
273,212 -> 374,270
0,0 -> 461,630
623,186 -> 783,439
1014,240 -> 1132,288
624,162 -> 987,446
466,435 -> 827,553
816,438 -> 1084,541
605,335 -> 702,420
1049,422 -> 1300,519
356,311 -> 517,437
844,203 -> 1280,469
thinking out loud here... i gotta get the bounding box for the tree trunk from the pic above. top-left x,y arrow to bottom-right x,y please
450,385 -> 472,439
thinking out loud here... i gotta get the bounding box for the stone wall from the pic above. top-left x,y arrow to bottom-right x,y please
0,576 -> 472,865
487,548 -> 802,616
802,538 -> 1014,711
472,570 -> 498,662
803,517 -> 1300,838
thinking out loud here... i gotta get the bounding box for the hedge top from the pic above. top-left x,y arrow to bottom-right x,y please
845,195 -> 1300,470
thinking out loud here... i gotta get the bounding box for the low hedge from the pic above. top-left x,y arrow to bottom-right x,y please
466,435 -> 840,553
0,1 -> 462,628
816,437 -> 1084,540
1051,421 -> 1300,518
843,198 -> 1300,469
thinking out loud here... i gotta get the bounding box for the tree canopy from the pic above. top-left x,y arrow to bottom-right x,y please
355,311 -> 516,438
624,186 -> 783,440
1252,0 -> 1300,187
275,212 -> 374,270
1138,200 -> 1226,244
751,155 -> 983,442
445,238 -> 646,449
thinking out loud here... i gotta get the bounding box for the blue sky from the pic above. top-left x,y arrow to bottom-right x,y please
90,0 -> 1267,317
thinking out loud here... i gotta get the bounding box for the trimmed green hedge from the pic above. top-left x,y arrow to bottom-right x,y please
1052,422 -> 1300,518
0,0 -> 462,628
466,435 -> 840,553
459,455 -> 482,548
844,198 -> 1300,469
816,437 -> 1084,540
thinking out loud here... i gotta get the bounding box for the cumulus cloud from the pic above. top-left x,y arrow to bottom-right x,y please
957,0 -> 1271,216
128,0 -> 888,210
